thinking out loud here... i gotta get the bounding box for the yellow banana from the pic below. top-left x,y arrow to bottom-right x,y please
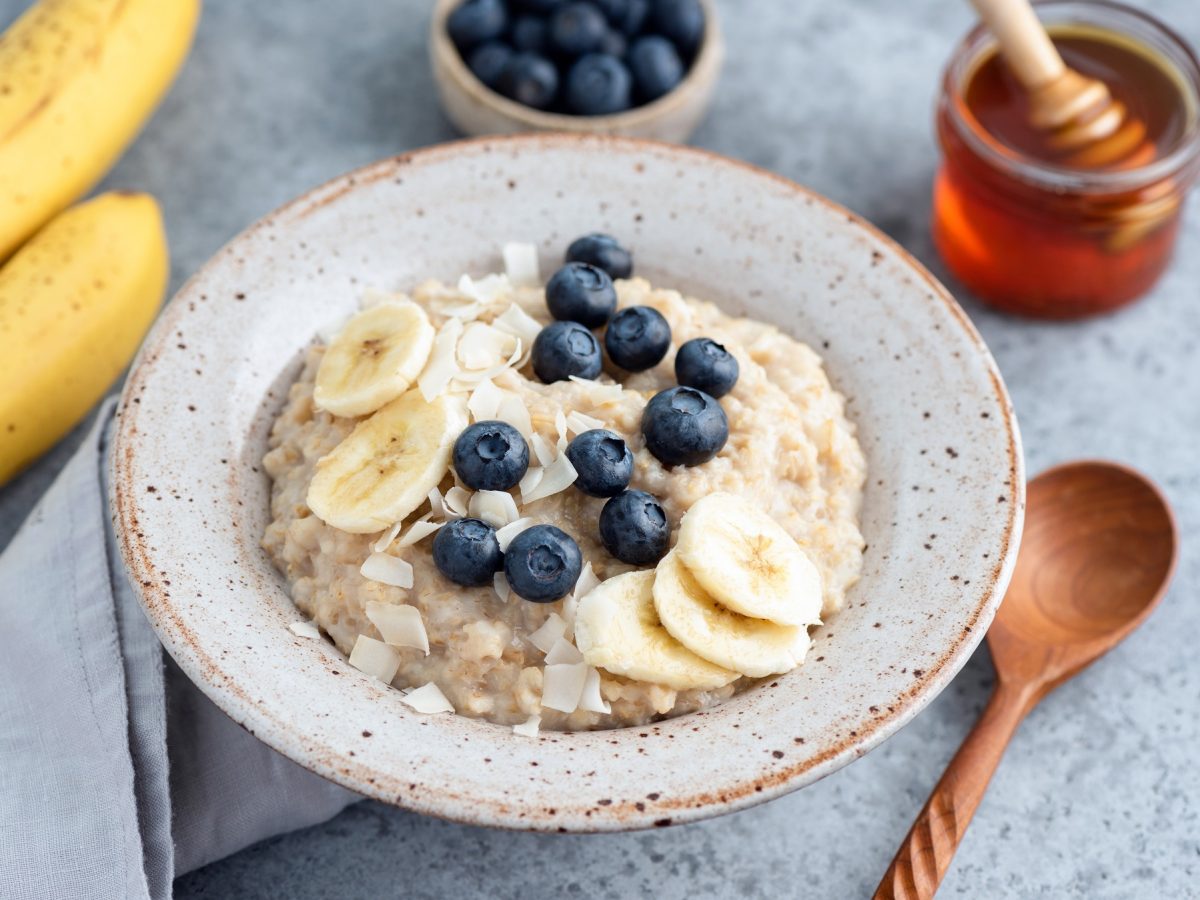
0,192 -> 168,484
0,0 -> 199,260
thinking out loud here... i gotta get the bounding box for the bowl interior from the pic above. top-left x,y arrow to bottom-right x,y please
112,135 -> 1022,832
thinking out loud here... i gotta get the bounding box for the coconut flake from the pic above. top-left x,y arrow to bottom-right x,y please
561,593 -> 580,633
364,601 -> 430,654
450,338 -> 524,387
566,411 -> 605,434
579,667 -> 612,714
468,378 -> 503,421
568,375 -> 623,403
518,467 -> 544,501
458,272 -> 512,305
459,322 -> 517,371
520,453 -> 577,504
503,242 -> 540,287
399,682 -> 455,714
372,521 -> 404,553
492,303 -> 543,349
428,487 -> 447,520
530,432 -> 557,467
541,662 -> 588,713
289,621 -> 321,640
573,562 -> 601,601
544,637 -> 585,665
469,490 -> 519,528
512,714 -> 541,737
419,317 -> 464,400
493,571 -> 511,602
444,486 -> 471,518
495,517 -> 536,551
348,635 -> 401,683
360,552 -> 414,588
528,613 -> 567,653
555,409 -> 568,444
399,516 -> 444,547
496,390 -> 534,439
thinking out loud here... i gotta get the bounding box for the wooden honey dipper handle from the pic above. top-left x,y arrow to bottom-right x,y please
970,0 -> 1065,90
873,680 -> 1039,900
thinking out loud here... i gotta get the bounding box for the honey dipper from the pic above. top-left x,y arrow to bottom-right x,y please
970,0 -> 1151,169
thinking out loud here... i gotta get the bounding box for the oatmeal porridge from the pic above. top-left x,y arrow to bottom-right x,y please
262,237 -> 865,734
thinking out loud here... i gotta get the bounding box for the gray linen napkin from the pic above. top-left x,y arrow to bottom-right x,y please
0,400 -> 357,899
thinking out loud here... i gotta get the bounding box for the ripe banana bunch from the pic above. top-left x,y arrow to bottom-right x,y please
575,493 -> 824,688
0,192 -> 168,485
0,0 -> 200,260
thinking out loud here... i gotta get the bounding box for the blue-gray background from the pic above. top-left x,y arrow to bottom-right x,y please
1,1 -> 1196,897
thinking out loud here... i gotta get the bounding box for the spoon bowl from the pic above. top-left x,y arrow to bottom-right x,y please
988,460 -> 1178,686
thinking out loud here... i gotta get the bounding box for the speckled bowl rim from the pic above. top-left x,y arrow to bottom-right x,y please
112,134 -> 1024,832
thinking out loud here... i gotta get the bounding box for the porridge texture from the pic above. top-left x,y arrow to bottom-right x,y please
262,273 -> 865,730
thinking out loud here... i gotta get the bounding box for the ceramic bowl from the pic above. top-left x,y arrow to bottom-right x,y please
111,134 -> 1024,832
428,0 -> 724,142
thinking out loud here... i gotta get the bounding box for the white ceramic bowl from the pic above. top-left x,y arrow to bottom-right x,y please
429,0 -> 724,142
112,135 -> 1023,832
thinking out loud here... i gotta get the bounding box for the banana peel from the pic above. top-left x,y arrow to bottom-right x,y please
0,192 -> 168,485
0,0 -> 200,260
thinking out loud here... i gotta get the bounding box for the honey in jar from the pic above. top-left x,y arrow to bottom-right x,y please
933,1 -> 1200,318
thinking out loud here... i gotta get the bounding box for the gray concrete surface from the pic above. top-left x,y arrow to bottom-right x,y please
1,0 -> 1197,896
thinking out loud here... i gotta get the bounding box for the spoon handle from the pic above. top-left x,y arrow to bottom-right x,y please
969,0 -> 1065,89
873,679 -> 1038,899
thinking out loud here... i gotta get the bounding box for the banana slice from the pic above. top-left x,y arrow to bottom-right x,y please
307,390 -> 467,533
653,551 -> 810,677
675,492 -> 823,628
574,570 -> 738,691
314,301 -> 435,418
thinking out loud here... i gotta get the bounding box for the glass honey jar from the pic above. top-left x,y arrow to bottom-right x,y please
933,1 -> 1200,318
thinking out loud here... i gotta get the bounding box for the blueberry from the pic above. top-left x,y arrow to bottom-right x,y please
514,0 -> 565,13
548,2 -> 608,57
565,233 -> 633,278
433,518 -> 503,587
648,0 -> 704,57
453,420 -> 530,490
604,305 -> 670,371
566,429 -> 634,497
627,35 -> 683,101
467,41 -> 513,90
599,28 -> 627,57
591,0 -> 629,22
641,386 -> 727,466
674,337 -> 739,398
615,0 -> 649,35
498,52 -> 559,109
565,53 -> 632,115
504,525 -> 583,602
510,15 -> 548,53
447,0 -> 508,53
532,320 -> 603,383
599,489 -> 669,564
546,262 -> 618,327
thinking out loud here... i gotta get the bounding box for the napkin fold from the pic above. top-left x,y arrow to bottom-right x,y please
0,401 -> 357,900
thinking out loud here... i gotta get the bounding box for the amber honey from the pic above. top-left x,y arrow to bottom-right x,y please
933,2 -> 1200,318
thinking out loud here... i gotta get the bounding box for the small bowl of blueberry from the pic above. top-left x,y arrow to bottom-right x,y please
429,0 -> 723,143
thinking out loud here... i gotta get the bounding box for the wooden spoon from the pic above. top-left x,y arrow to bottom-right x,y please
874,461 -> 1178,899
970,0 -> 1149,169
